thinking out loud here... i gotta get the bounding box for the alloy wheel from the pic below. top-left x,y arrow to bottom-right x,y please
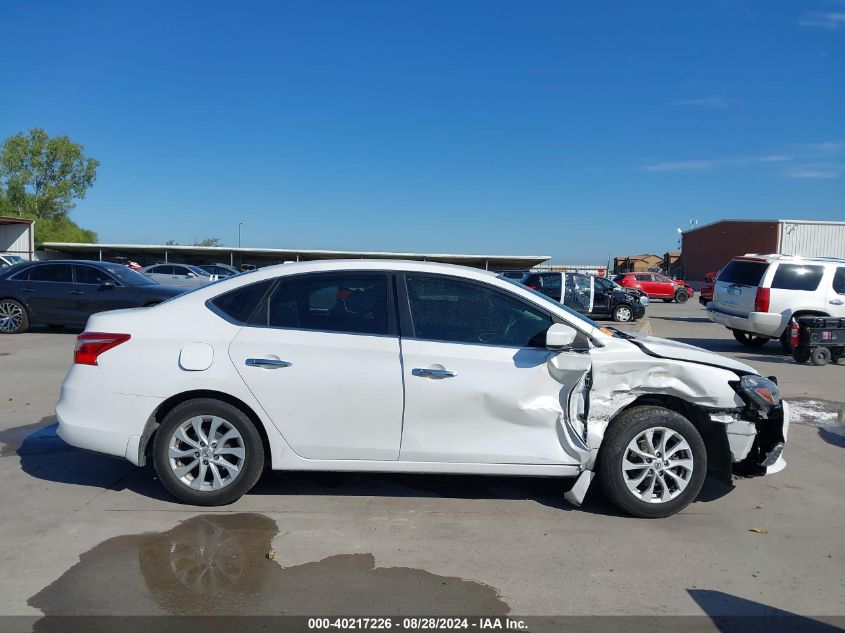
615,306 -> 633,322
621,426 -> 694,504
0,300 -> 24,333
168,415 -> 246,491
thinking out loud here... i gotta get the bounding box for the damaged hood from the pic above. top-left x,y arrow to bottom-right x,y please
629,335 -> 756,375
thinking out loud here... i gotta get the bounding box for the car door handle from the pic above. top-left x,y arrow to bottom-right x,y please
831,299 -> 844,305
22,287 -> 35,292
245,358 -> 292,368
412,368 -> 456,378
69,289 -> 84,295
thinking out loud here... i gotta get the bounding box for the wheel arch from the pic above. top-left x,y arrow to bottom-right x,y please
137,389 -> 272,467
601,394 -> 733,485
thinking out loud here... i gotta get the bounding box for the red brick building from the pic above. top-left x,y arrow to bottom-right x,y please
680,219 -> 845,284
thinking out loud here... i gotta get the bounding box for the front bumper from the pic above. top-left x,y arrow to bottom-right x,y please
707,307 -> 785,338
723,400 -> 789,476
56,365 -> 163,465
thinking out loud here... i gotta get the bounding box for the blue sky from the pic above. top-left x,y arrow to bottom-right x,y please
1,1 -> 843,263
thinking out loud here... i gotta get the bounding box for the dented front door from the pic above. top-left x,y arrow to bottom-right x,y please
397,272 -> 591,465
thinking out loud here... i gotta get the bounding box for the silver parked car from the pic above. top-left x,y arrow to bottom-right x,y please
139,263 -> 216,288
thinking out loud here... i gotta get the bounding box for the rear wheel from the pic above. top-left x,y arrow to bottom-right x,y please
733,330 -> 769,347
811,347 -> 831,367
779,321 -> 794,353
153,398 -> 265,506
0,299 -> 29,334
612,304 -> 634,322
598,406 -> 706,518
792,345 -> 811,364
674,289 -> 689,304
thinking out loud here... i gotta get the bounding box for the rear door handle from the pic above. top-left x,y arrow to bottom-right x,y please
412,368 -> 456,378
69,290 -> 84,295
245,358 -> 292,368
830,299 -> 844,305
22,287 -> 35,292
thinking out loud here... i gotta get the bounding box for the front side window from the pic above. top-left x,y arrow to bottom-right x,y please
405,274 -> 552,348
250,273 -> 389,335
771,264 -> 824,292
27,264 -> 73,283
74,265 -> 113,285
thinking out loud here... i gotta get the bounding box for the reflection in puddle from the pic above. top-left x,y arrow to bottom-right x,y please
30,513 -> 509,618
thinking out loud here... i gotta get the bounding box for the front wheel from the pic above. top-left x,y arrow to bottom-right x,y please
674,290 -> 689,304
612,304 -> 635,322
0,299 -> 29,334
153,398 -> 265,506
733,330 -> 769,347
598,406 -> 707,518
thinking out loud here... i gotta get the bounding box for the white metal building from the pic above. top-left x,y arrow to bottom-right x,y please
778,220 -> 845,258
0,216 -> 35,260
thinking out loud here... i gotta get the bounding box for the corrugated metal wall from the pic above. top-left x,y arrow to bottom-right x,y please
778,222 -> 845,258
0,221 -> 34,258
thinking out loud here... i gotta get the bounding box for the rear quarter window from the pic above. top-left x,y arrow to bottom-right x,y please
718,260 -> 768,286
770,264 -> 824,291
209,279 -> 274,323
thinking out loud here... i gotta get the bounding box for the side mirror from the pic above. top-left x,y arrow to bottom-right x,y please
100,280 -> 116,290
546,323 -> 577,350
186,272 -> 196,278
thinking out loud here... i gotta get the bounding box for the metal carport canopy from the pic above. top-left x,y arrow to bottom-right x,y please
41,242 -> 550,270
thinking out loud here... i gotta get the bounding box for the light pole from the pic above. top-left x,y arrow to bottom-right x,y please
238,222 -> 245,249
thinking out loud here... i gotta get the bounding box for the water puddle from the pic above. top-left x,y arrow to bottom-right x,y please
29,513 -> 509,617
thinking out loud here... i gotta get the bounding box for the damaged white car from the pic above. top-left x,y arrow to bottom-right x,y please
56,260 -> 788,517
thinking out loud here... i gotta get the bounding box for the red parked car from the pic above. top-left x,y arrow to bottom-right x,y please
698,271 -> 718,306
614,272 -> 693,303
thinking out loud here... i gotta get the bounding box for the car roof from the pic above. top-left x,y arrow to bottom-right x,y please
735,253 -> 845,265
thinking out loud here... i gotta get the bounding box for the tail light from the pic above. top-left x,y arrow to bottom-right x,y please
527,284 -> 537,290
754,287 -> 770,312
790,320 -> 799,348
74,332 -> 131,366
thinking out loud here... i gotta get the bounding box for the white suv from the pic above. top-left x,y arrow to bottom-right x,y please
707,254 -> 845,350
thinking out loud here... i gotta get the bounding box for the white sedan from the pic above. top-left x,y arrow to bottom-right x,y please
56,260 -> 788,517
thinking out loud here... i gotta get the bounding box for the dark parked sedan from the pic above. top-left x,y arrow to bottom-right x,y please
0,260 -> 186,334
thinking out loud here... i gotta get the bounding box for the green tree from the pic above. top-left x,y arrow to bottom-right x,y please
0,128 -> 99,218
0,128 -> 99,244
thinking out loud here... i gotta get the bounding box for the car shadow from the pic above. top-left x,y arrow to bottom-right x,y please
688,589 -> 843,631
3,419 -> 732,516
26,325 -> 84,335
819,427 -> 845,448
651,316 -> 712,323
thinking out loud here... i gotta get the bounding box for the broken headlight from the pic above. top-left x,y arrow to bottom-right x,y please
738,375 -> 781,410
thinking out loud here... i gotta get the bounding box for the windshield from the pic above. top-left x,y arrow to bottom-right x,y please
103,264 -> 157,286
499,276 -> 602,330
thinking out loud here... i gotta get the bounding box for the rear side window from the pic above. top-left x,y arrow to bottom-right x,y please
405,274 -> 552,348
27,264 -> 73,282
540,274 -> 561,289
771,264 -> 824,291
210,279 -> 274,323
718,260 -> 768,286
251,273 -> 389,335
833,268 -> 845,295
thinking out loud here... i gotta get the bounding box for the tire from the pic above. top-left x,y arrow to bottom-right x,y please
612,304 -> 635,323
674,290 -> 689,304
153,398 -> 265,506
779,329 -> 792,353
732,330 -> 769,347
792,345 -> 811,364
598,406 -> 707,518
0,299 -> 29,334
811,347 -> 831,367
